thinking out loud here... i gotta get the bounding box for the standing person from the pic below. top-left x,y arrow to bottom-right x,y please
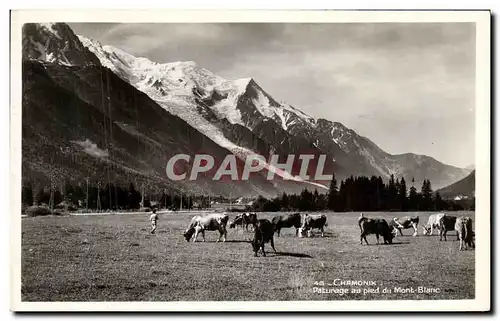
149,208 -> 159,234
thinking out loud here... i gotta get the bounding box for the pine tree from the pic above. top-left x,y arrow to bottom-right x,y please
281,192 -> 290,211
388,174 -> 397,210
399,177 -> 407,211
313,189 -> 320,210
421,179 -> 433,210
327,175 -> 338,211
299,188 -> 313,211
408,185 -> 418,211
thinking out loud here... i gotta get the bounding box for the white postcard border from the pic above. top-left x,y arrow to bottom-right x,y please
10,9 -> 491,312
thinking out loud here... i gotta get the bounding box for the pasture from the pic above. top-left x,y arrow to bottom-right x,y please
21,211 -> 475,301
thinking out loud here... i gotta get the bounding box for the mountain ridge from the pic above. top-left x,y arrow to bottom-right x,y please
437,170 -> 475,199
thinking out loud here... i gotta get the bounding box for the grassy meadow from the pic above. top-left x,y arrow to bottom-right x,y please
21,211 -> 475,301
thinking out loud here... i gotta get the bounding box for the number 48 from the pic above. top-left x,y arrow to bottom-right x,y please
313,281 -> 325,286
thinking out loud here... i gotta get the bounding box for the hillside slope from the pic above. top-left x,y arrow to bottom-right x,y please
437,170 -> 475,199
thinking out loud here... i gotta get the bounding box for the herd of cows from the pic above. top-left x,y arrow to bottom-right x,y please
176,212 -> 475,257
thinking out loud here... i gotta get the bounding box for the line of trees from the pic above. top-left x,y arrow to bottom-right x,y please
21,180 -> 211,211
249,174 -> 474,212
22,173 -> 474,213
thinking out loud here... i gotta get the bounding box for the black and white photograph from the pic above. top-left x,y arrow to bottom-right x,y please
10,10 -> 490,312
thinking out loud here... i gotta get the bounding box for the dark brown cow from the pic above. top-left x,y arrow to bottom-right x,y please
251,219 -> 277,257
358,213 -> 396,245
271,213 -> 301,237
298,214 -> 327,237
438,215 -> 458,241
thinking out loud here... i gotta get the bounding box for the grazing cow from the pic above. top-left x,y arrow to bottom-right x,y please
455,217 -> 475,251
358,213 -> 396,245
298,214 -> 328,237
251,219 -> 277,257
271,213 -> 301,237
183,213 -> 229,243
391,216 -> 419,237
438,215 -> 458,241
422,213 -> 445,236
229,212 -> 257,231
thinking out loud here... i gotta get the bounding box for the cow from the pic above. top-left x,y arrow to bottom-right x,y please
455,217 -> 475,251
251,219 -> 277,257
390,216 -> 419,237
229,212 -> 257,231
438,214 -> 458,241
358,213 -> 396,245
298,214 -> 327,238
271,213 -> 301,237
183,213 -> 229,243
422,213 -> 445,236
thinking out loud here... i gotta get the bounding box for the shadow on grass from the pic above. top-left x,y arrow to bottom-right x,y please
361,241 -> 411,246
302,232 -> 338,239
274,251 -> 313,258
186,240 -> 250,243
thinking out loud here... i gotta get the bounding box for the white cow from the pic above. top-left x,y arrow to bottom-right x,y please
183,213 -> 229,243
422,213 -> 445,236
455,217 -> 475,251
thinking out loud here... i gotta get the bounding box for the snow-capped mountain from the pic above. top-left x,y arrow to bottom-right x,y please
79,35 -> 471,189
78,35 -> 335,189
20,22 -> 471,197
21,23 -> 301,198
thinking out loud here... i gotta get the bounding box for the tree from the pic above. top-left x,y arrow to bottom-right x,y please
281,192 -> 290,211
327,175 -> 338,211
298,188 -> 314,211
408,185 -> 419,211
387,174 -> 398,210
421,179 -> 433,211
53,188 -> 63,207
64,181 -> 76,205
127,183 -> 141,209
22,181 -> 34,207
35,187 -> 49,206
434,191 -> 445,211
159,191 -> 169,209
252,195 -> 268,212
398,177 -> 407,211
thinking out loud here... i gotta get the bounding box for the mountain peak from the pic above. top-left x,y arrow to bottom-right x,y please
23,23 -> 100,66
233,77 -> 253,92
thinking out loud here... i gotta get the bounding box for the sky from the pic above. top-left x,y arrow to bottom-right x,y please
69,23 -> 476,168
